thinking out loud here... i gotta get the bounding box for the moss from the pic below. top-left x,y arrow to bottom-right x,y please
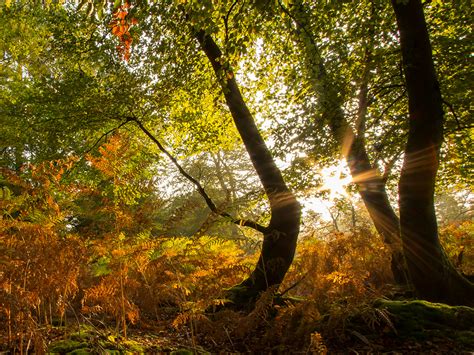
375,299 -> 474,329
122,340 -> 145,352
68,349 -> 92,355
68,325 -> 96,342
48,339 -> 89,353
374,299 -> 474,347
48,325 -> 147,354
456,330 -> 474,347
170,349 -> 194,355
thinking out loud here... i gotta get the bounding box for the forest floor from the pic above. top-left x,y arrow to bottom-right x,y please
8,298 -> 472,354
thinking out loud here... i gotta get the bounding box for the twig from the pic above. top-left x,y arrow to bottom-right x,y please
223,0 -> 239,46
83,119 -> 134,156
131,117 -> 267,234
279,270 -> 310,296
442,98 -> 462,130
382,148 -> 403,182
64,118 -> 134,177
367,89 -> 406,130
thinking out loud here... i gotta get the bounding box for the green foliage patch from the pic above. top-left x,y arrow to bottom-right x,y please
375,299 -> 474,347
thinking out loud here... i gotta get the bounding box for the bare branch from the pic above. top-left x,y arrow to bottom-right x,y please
368,84 -> 405,101
82,118 -> 134,157
367,90 -> 406,130
65,118 -> 134,177
131,117 -> 267,234
442,99 -> 462,130
279,270 -> 310,296
223,0 -> 239,46
382,148 -> 403,182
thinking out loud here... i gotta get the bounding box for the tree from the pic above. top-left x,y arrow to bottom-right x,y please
392,0 -> 474,306
2,1 -> 301,302
0,5 -> 129,168
101,1 -> 303,300
195,31 -> 301,300
256,0 -> 471,289
425,1 -> 473,189
272,0 -> 408,284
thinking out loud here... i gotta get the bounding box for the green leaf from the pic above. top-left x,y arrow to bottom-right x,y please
91,257 -> 112,276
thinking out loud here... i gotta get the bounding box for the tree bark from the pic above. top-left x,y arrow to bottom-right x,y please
196,31 -> 301,299
392,0 -> 474,306
285,1 -> 409,285
347,134 -> 408,285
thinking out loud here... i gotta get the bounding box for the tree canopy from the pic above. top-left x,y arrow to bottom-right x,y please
0,0 -> 473,352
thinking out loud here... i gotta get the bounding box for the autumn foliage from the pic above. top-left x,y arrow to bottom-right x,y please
109,1 -> 137,61
0,135 -> 472,353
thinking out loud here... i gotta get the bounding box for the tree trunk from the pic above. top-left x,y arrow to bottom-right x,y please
347,134 -> 408,285
196,31 -> 301,300
287,0 -> 409,285
392,0 -> 474,306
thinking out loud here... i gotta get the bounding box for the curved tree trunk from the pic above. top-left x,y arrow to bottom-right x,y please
196,31 -> 301,300
347,134 -> 408,285
392,0 -> 473,306
285,1 -> 409,285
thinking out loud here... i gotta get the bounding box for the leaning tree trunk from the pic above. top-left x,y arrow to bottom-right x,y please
392,0 -> 473,306
285,0 -> 408,285
347,135 -> 408,285
196,31 -> 301,300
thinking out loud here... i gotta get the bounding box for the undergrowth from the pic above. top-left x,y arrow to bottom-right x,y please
1,144 -> 472,353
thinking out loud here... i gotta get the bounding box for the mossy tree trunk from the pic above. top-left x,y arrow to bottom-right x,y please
392,0 -> 474,306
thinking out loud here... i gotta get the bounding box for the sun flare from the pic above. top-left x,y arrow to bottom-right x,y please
319,163 -> 352,198
302,161 -> 352,219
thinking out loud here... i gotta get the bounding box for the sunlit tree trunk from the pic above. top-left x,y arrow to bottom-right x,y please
347,135 -> 408,285
286,0 -> 409,285
392,0 -> 473,306
196,31 -> 301,300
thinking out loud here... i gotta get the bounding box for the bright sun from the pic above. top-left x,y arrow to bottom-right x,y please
319,163 -> 352,198
301,160 -> 352,219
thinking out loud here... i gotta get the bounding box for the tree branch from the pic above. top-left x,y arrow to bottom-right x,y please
65,118 -> 134,177
382,148 -> 403,182
131,117 -> 267,234
279,270 -> 310,296
223,0 -> 239,46
442,99 -> 462,130
368,83 -> 405,101
367,90 -> 406,130
82,118 -> 134,157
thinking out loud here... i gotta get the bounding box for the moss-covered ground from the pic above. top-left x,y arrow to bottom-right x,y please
324,299 -> 474,353
43,299 -> 474,354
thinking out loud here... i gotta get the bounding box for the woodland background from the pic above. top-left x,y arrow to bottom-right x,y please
0,0 -> 473,353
